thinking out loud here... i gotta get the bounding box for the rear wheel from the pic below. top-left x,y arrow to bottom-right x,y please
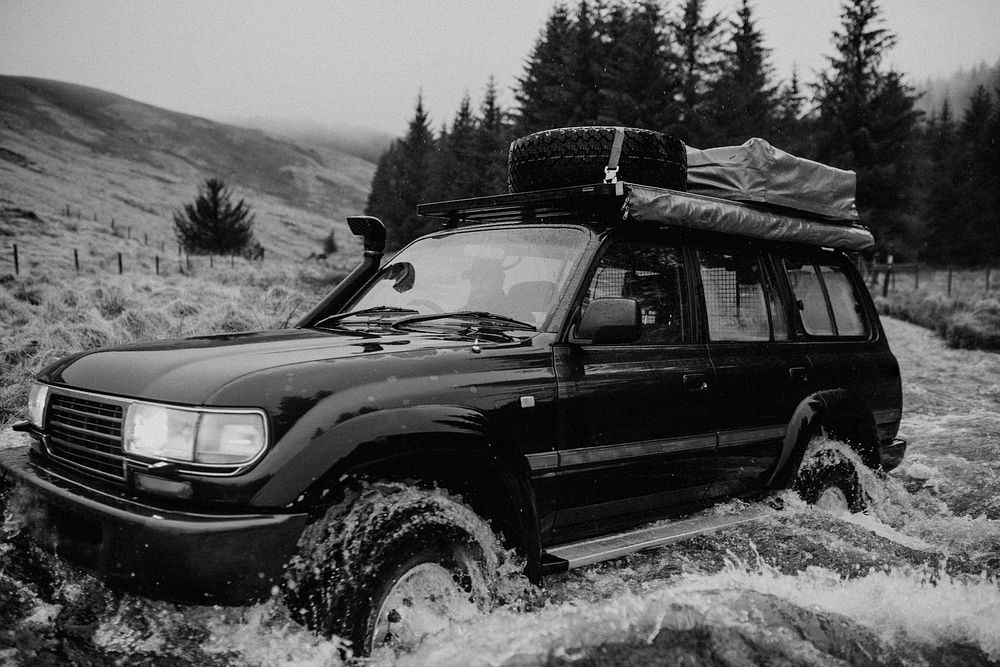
284,482 -> 520,656
793,438 -> 868,513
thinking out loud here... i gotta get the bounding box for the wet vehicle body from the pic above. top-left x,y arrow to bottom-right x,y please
1,134 -> 906,649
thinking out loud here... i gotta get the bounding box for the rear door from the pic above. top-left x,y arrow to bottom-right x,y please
694,243 -> 811,498
550,231 -> 718,543
777,250 -> 900,437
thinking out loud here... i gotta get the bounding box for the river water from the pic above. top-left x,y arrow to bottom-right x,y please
2,317 -> 999,665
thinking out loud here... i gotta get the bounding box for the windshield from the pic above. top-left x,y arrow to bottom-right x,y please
343,226 -> 590,330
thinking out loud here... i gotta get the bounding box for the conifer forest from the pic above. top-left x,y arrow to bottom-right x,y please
365,0 -> 1000,263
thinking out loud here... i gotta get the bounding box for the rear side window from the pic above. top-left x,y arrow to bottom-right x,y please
697,249 -> 786,341
783,259 -> 868,337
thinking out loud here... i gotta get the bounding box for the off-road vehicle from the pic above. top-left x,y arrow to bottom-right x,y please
0,127 -> 905,653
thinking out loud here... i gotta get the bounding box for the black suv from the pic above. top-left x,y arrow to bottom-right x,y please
0,129 -> 905,653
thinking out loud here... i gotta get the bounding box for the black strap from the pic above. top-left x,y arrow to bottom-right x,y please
604,127 -> 625,183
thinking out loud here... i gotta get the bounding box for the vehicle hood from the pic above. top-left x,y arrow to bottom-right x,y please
38,326 -> 518,406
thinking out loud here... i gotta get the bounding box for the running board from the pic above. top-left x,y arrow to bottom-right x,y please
542,506 -> 775,574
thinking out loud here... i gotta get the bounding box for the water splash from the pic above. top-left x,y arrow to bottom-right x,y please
283,481 -> 536,658
4,432 -> 999,665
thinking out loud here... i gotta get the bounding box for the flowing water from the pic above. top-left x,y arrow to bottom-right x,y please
2,317 -> 999,665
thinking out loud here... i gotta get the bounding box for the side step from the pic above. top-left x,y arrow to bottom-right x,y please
542,505 -> 775,574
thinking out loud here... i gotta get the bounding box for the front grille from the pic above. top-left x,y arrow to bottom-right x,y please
47,392 -> 127,481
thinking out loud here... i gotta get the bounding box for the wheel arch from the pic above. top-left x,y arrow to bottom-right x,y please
769,388 -> 880,488
252,404 -> 542,580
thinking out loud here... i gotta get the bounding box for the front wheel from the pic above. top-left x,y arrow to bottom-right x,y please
793,438 -> 868,513
283,482 -> 525,656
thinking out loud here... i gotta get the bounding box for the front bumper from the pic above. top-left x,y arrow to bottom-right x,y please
0,432 -> 308,605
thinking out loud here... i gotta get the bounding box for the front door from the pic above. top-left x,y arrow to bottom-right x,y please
549,233 -> 718,543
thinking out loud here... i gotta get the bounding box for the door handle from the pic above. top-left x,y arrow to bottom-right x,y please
683,374 -> 710,392
789,367 -> 809,384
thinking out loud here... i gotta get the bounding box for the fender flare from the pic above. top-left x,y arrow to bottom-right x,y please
251,403 -> 542,577
768,389 -> 878,488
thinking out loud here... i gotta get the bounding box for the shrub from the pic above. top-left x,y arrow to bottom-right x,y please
173,178 -> 257,256
876,289 -> 1000,351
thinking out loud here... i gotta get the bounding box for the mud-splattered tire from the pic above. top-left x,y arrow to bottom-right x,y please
507,126 -> 687,193
283,482 -> 517,656
794,441 -> 867,513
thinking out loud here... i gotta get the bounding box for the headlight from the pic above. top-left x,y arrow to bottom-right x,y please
124,402 -> 267,466
27,383 -> 49,428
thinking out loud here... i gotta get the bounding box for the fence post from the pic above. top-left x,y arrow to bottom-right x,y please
155,256 -> 160,276
947,267 -> 953,297
914,264 -> 919,290
118,252 -> 123,275
12,244 -> 19,275
74,248 -> 79,272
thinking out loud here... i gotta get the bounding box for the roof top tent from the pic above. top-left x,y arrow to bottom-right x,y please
417,135 -> 873,253
417,182 -> 874,253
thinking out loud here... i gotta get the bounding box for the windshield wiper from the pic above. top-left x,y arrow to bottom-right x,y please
314,306 -> 419,327
393,311 -> 536,331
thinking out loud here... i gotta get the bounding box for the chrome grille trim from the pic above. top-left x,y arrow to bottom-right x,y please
46,390 -> 128,482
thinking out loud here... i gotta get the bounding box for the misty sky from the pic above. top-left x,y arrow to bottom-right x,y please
2,1 -> 999,136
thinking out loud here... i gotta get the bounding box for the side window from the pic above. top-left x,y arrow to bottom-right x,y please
584,238 -> 689,344
697,248 -> 784,341
821,265 -> 867,335
783,258 -> 869,337
784,261 -> 834,335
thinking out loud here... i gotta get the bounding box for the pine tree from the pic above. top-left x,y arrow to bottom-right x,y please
702,0 -> 778,146
475,77 -> 512,195
923,100 -> 965,262
812,0 -> 922,256
597,0 -> 678,129
427,95 -> 476,201
567,0 -> 603,125
772,67 -> 808,154
669,0 -> 723,145
516,4 -> 578,134
365,94 -> 439,250
956,86 -> 998,262
173,178 -> 257,255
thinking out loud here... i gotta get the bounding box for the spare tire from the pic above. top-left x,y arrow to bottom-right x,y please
508,126 -> 686,193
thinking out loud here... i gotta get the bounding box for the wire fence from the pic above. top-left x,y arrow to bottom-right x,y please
1,241 -> 268,279
5,240 -> 998,304
863,262 -> 1000,299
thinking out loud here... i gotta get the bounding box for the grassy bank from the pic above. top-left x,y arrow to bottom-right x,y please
874,291 -> 1000,351
0,263 -> 346,427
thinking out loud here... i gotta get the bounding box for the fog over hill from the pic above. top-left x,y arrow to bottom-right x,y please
915,57 -> 1000,118
0,76 -> 375,264
233,116 -> 394,165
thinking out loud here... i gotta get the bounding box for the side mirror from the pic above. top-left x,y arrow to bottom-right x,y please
577,298 -> 641,344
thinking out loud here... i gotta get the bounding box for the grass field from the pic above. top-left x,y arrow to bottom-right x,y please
0,262 -> 346,428
870,266 -> 1000,350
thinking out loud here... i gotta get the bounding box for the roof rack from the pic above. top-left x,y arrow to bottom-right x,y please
417,182 -> 627,227
416,181 -> 874,251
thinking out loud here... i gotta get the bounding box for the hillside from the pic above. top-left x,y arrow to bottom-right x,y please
0,76 -> 375,268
